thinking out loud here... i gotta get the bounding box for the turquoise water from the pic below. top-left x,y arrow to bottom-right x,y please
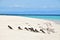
0,14 -> 60,21
24,16 -> 60,21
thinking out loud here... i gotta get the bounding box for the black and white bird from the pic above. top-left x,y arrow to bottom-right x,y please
25,27 -> 29,31
18,26 -> 22,30
8,25 -> 13,30
35,29 -> 39,32
40,29 -> 45,33
28,27 -> 35,32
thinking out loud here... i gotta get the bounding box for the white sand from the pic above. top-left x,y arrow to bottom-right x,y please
0,15 -> 60,40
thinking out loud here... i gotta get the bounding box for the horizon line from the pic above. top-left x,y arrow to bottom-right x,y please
0,14 -> 60,16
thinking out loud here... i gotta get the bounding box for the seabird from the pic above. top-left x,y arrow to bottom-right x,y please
8,25 -> 13,29
40,29 -> 45,33
35,29 -> 39,32
18,26 -> 22,30
24,27 -> 29,31
28,27 -> 35,32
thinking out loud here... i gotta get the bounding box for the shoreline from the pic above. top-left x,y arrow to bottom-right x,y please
0,15 -> 60,24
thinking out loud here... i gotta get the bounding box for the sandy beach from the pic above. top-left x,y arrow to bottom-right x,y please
0,15 -> 60,40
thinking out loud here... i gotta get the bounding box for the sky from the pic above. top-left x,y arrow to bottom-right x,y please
0,0 -> 60,14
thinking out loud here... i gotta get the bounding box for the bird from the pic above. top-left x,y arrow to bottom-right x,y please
28,27 -> 35,32
8,25 -> 13,30
35,29 -> 39,32
18,26 -> 22,30
24,27 -> 29,31
40,29 -> 45,33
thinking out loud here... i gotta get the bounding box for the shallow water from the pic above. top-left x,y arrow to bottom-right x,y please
24,16 -> 60,21
24,16 -> 60,24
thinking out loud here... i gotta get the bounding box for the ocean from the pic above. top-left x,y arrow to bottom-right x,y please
25,16 -> 60,24
25,16 -> 60,21
0,14 -> 60,21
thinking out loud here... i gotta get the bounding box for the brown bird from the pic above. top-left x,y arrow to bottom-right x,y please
8,25 -> 13,29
